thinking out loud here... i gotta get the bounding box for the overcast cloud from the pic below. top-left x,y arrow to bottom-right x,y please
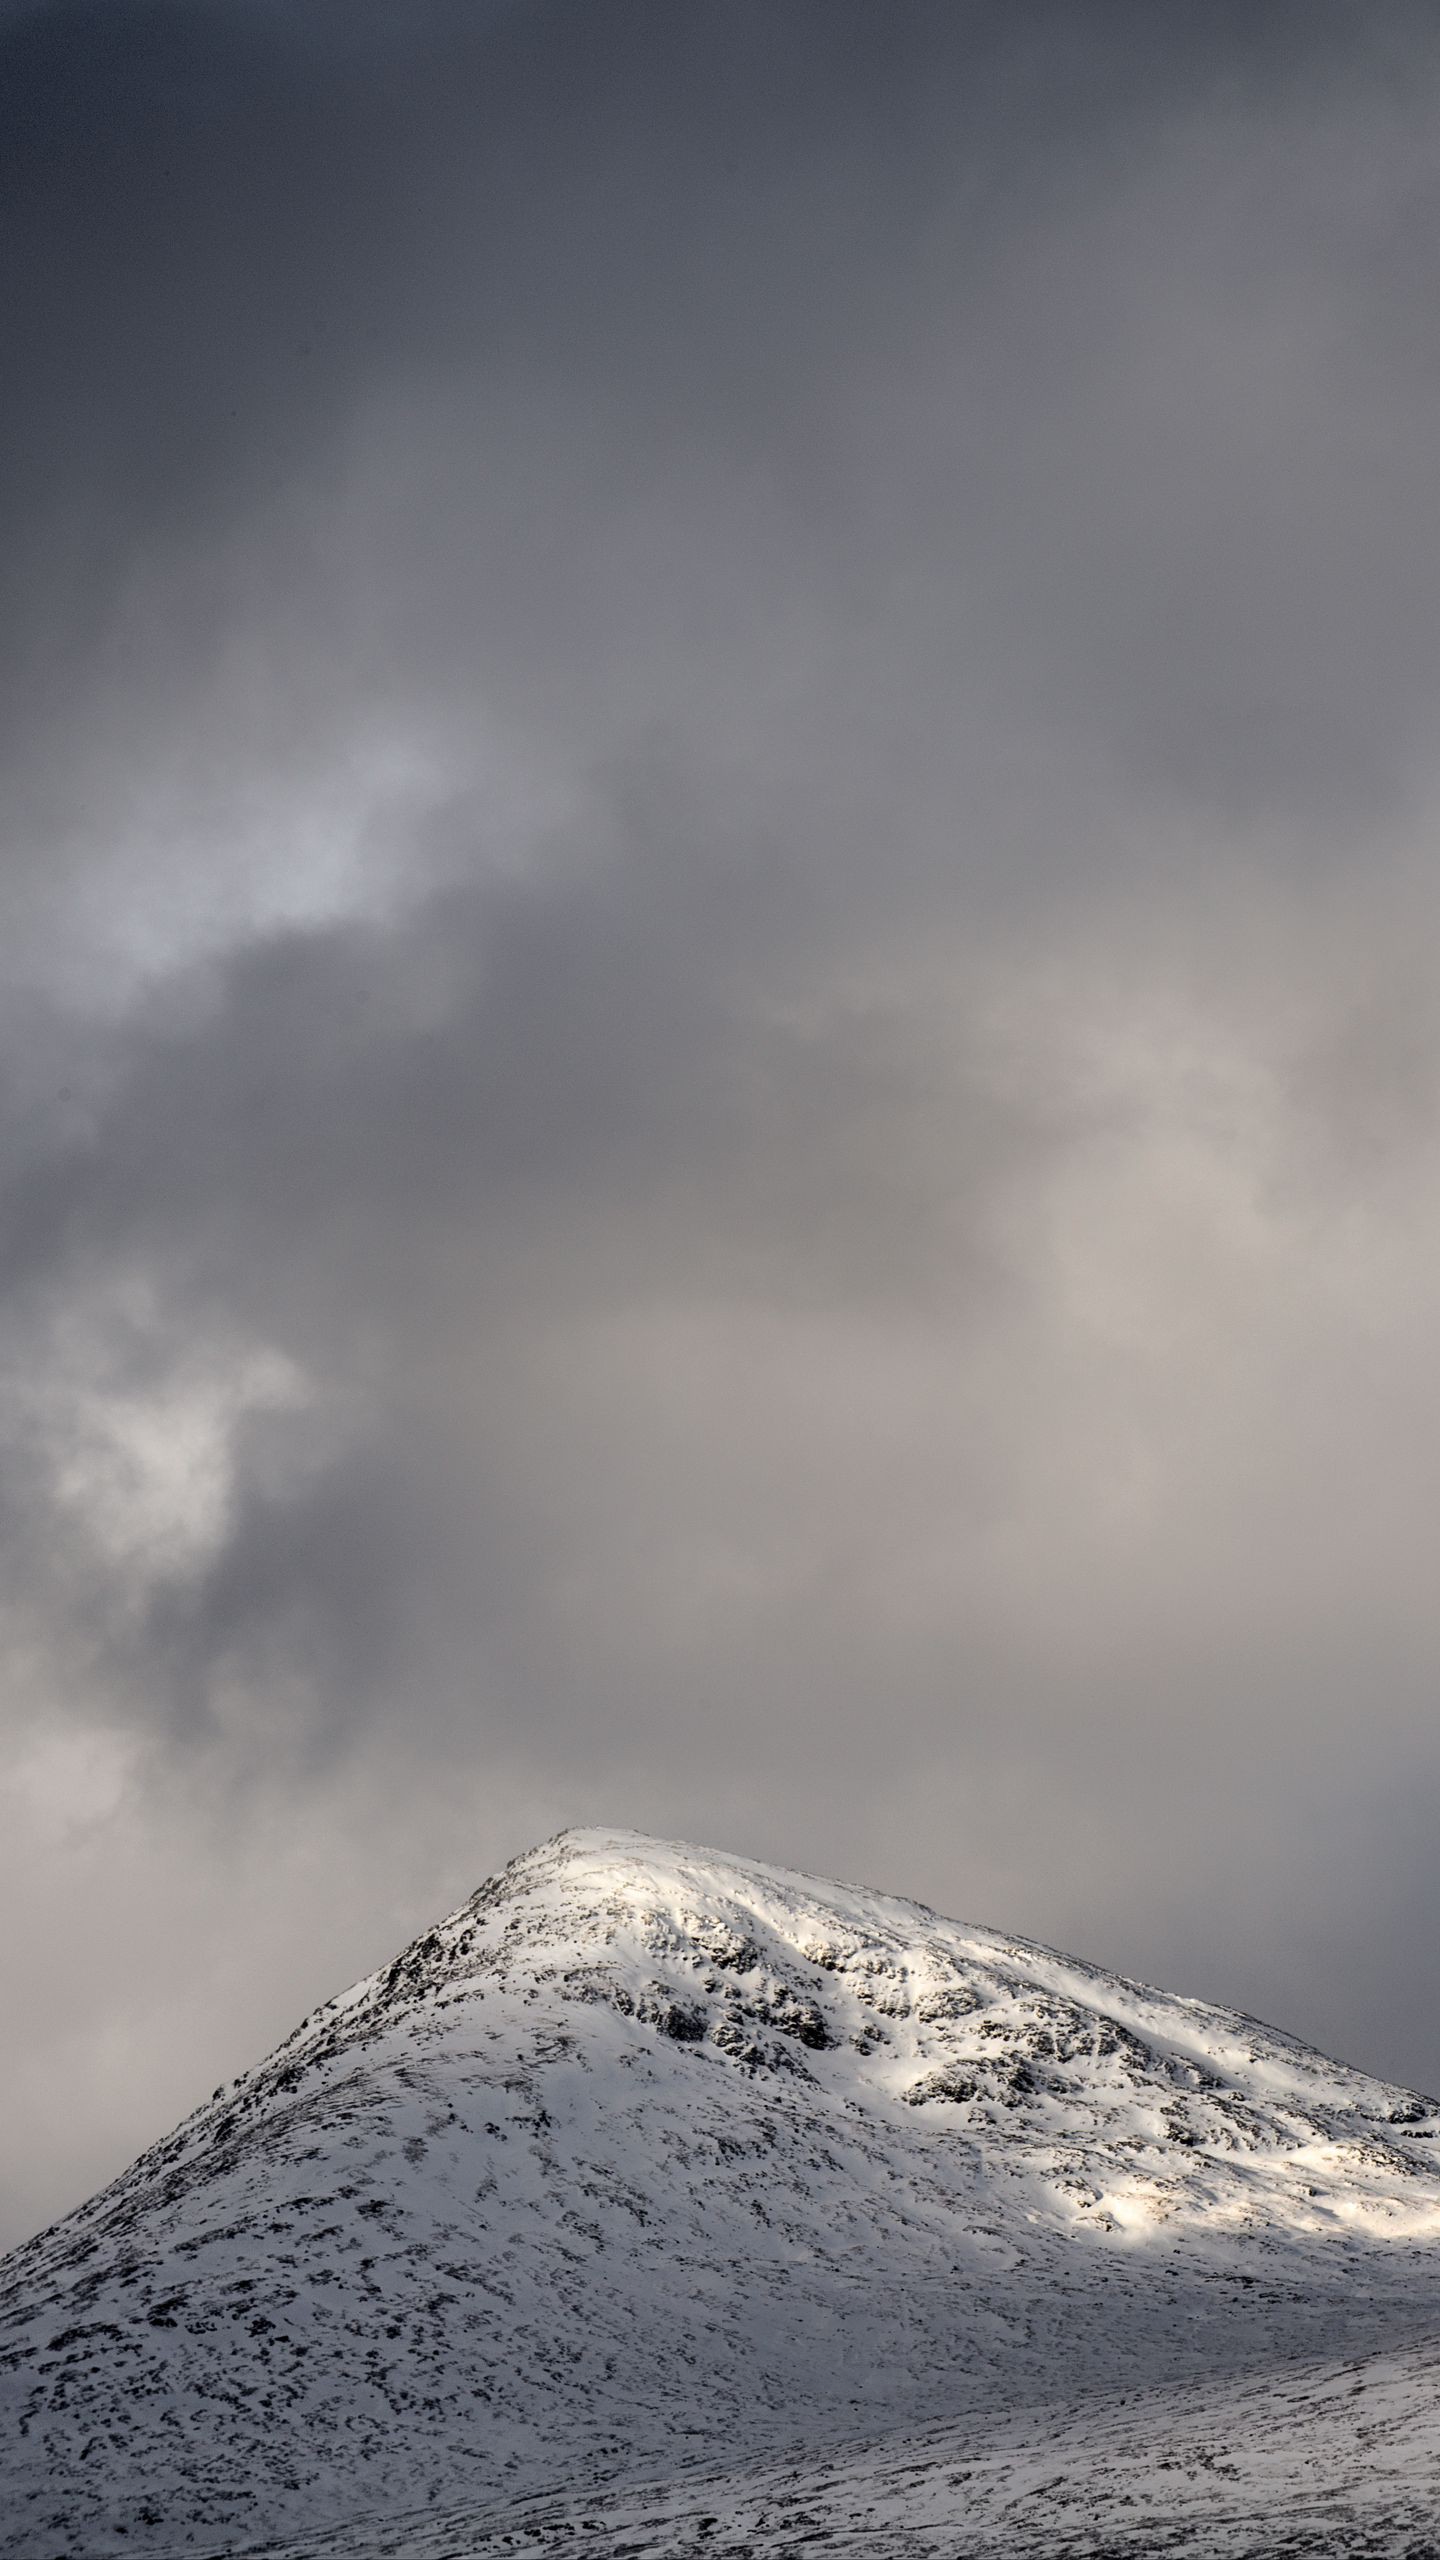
6,0 -> 1440,2248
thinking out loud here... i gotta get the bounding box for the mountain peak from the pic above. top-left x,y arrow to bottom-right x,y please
6,1829 -> 1440,2556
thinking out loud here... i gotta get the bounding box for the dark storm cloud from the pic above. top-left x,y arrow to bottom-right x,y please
8,0 -> 1440,2246
8,0 -> 1440,900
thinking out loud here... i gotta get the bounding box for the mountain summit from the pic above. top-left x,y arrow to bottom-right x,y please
5,1826 -> 1440,2556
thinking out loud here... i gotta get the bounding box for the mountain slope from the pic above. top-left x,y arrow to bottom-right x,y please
5,1826 -> 1440,2556
238,2333 -> 1440,2560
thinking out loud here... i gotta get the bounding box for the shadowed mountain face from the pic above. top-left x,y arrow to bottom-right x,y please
5,1828 -> 1440,2556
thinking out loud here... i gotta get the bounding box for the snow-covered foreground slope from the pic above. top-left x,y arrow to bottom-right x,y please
5,1827 -> 1440,2556
241,2336 -> 1440,2559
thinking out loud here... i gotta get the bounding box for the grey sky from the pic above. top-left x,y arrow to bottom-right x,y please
6,0 -> 1440,2248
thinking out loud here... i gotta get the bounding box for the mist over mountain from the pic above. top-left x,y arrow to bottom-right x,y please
11,0 -> 1440,2266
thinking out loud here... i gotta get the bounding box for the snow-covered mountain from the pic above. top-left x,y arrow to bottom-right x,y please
5,1826 -> 1440,2557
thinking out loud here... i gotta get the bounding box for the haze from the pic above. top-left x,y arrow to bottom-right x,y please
5,0 -> 1440,2248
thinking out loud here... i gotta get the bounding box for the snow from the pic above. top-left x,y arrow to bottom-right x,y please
4,1825 -> 1440,2557
233,2333 -> 1440,2557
